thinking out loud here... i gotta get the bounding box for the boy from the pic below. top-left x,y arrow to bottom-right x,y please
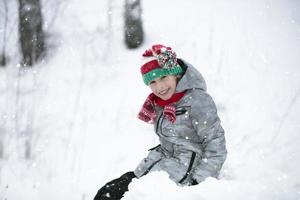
94,44 -> 227,200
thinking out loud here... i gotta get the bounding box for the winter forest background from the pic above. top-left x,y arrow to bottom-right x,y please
0,0 -> 300,199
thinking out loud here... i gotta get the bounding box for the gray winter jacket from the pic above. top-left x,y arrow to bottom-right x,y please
134,59 -> 227,186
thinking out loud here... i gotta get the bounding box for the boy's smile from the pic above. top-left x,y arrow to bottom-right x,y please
158,88 -> 169,95
149,75 -> 178,100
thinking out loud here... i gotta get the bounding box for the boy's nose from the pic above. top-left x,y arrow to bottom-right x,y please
157,83 -> 165,91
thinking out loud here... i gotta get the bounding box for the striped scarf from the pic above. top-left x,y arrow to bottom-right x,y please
137,91 -> 185,124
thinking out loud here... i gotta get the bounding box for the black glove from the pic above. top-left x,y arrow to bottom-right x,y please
93,171 -> 136,200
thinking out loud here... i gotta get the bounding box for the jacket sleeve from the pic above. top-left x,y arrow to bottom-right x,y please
189,90 -> 227,183
134,145 -> 164,178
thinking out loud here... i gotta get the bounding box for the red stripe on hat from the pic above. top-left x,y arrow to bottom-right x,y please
142,49 -> 154,56
140,60 -> 160,74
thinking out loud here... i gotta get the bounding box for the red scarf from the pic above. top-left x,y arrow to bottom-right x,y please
138,91 -> 186,124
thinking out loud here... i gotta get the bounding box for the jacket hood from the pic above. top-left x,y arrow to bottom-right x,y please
176,59 -> 207,93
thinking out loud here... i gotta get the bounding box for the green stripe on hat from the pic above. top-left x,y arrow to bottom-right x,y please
142,65 -> 183,85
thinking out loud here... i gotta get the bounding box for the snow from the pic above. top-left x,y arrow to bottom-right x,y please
0,0 -> 300,199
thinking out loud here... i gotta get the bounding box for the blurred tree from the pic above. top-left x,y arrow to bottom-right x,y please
124,0 -> 144,49
0,0 -> 8,66
18,0 -> 45,66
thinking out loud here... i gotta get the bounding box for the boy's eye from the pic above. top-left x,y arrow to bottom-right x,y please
161,76 -> 167,79
149,81 -> 155,85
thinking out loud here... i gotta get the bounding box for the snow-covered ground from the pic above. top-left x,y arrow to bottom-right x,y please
0,0 -> 300,199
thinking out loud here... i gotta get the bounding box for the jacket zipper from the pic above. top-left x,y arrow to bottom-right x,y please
153,107 -> 195,182
160,115 -> 166,136
141,112 -> 164,177
179,152 -> 196,184
156,112 -> 164,134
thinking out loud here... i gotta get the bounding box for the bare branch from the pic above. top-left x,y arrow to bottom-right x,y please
272,87 -> 300,143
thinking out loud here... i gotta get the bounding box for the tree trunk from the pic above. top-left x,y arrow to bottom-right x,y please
18,0 -> 45,66
124,0 -> 144,49
0,0 -> 8,66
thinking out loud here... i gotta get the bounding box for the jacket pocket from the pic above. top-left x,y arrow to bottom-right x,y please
176,109 -> 187,116
148,144 -> 161,151
175,106 -> 191,116
141,158 -> 162,176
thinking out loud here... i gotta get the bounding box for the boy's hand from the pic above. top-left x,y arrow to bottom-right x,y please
93,172 -> 136,200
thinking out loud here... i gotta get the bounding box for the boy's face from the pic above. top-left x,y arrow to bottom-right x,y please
149,75 -> 177,100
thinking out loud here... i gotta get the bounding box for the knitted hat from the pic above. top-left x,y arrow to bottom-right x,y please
140,44 -> 183,85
